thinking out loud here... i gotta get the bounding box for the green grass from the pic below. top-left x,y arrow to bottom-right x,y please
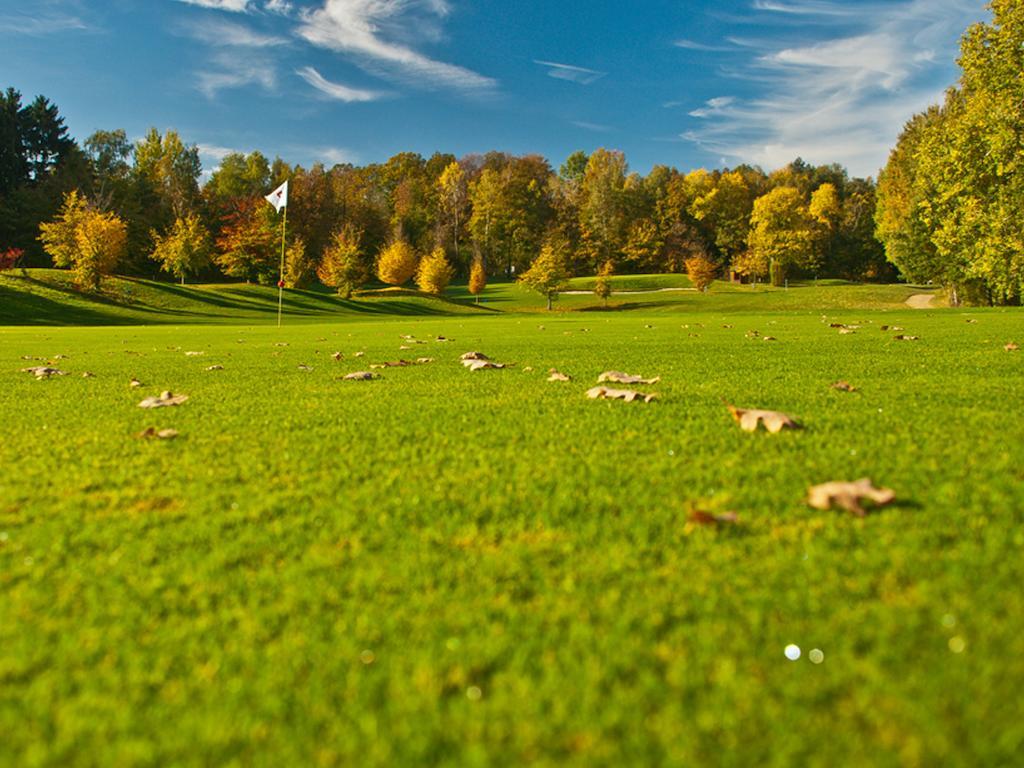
2,292 -> 1022,765
1,269 -> 928,325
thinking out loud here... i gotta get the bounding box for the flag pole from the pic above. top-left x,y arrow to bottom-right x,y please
277,201 -> 287,328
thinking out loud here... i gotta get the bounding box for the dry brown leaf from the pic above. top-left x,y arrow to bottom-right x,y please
275,342 -> 289,347
21,366 -> 66,379
331,352 -> 344,361
463,359 -> 506,371
838,328 -> 856,335
415,357 -> 434,364
586,386 -> 657,403
399,345 -> 412,350
206,365 -> 224,371
598,371 -> 661,385
966,319 -> 978,324
746,330 -> 761,338
343,371 -> 377,381
460,351 -> 490,361
81,372 -> 95,378
831,380 -> 857,392
1006,342 -> 1019,352
726,403 -> 800,433
138,391 -> 189,409
371,360 -> 412,369
688,509 -> 740,526
185,351 -> 204,357
807,478 -> 896,517
135,427 -> 179,440
129,378 -> 143,388
762,335 -> 777,342
894,335 -> 919,341
880,325 -> 904,332
353,351 -> 365,357
435,336 -> 451,343
297,364 -> 314,371
548,369 -> 571,382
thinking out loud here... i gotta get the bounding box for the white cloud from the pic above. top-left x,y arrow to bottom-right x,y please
296,66 -> 384,102
0,12 -> 89,35
295,0 -> 496,93
681,0 -> 986,176
196,51 -> 277,97
197,143 -> 238,162
534,60 -> 607,85
674,39 -> 736,52
185,18 -> 288,47
572,121 -> 612,132
177,0 -> 253,11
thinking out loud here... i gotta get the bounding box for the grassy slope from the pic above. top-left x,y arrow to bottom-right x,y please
0,269 -> 927,325
1,305 -> 1023,766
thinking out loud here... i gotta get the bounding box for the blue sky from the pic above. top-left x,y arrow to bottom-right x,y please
0,0 -> 988,178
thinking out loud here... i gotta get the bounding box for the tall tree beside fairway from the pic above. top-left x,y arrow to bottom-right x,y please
746,187 -> 815,285
376,240 -> 418,286
317,224 -> 367,298
283,238 -> 314,289
214,198 -> 279,284
594,259 -> 613,305
691,170 -> 754,266
37,190 -> 87,268
579,148 -> 628,268
416,247 -> 455,295
468,252 -> 487,303
151,213 -> 212,284
809,182 -> 841,274
468,168 -> 501,274
133,129 -> 201,222
519,237 -> 570,310
437,161 -> 467,266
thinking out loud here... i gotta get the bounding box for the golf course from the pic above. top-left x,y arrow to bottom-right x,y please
2,271 -> 1022,766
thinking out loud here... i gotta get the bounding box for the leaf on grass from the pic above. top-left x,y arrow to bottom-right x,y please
460,351 -> 490,361
135,427 -> 179,440
838,328 -> 856,335
1006,342 -> 1019,352
331,352 -> 344,361
746,330 -> 761,339
688,509 -> 739,526
343,371 -> 378,381
830,380 -> 857,392
435,336 -> 451,343
371,360 -> 412,369
399,345 -> 412,351
586,386 -> 657,403
726,403 -> 800,433
138,391 -> 189,409
880,325 -> 904,332
81,372 -> 95,378
415,357 -> 435,365
598,371 -> 661,385
463,359 -> 506,371
298,364 -> 314,371
129,378 -> 143,389
807,478 -> 896,517
966,319 -> 978,324
21,366 -> 66,379
894,335 -> 919,341
275,342 -> 289,347
185,351 -> 205,357
205,365 -> 224,371
353,351 -> 365,358
548,369 -> 571,382
763,335 -> 777,342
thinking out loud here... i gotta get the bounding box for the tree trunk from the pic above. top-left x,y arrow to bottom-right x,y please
547,293 -> 552,311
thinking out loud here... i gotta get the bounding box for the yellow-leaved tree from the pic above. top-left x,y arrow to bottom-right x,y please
519,239 -> 570,310
416,247 -> 455,295
283,237 -> 313,289
594,259 -> 613,305
40,190 -> 127,291
151,213 -> 212,285
318,225 -> 367,298
468,254 -> 487,303
685,255 -> 718,292
376,240 -> 418,286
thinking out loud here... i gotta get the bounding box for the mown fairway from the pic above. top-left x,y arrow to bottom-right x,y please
2,298 -> 1023,766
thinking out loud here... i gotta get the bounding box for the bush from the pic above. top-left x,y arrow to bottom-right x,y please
0,247 -> 23,271
376,240 -> 418,286
416,247 -> 455,295
686,255 -> 718,292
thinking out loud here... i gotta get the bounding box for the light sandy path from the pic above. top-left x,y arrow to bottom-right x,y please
906,293 -> 936,309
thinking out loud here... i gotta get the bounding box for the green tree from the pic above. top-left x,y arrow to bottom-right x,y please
747,187 -> 815,285
317,224 -> 367,298
37,189 -> 88,268
579,148 -> 628,267
151,213 -> 212,284
436,161 -> 467,265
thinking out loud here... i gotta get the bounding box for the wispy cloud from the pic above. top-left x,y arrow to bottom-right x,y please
673,39 -> 736,52
296,66 -> 384,102
534,60 -> 607,85
183,18 -> 288,47
572,121 -> 612,133
0,11 -> 90,36
177,0 -> 253,11
295,0 -> 496,93
196,51 -> 277,97
681,0 -> 985,176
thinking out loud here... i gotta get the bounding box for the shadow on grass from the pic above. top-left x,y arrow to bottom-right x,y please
0,283 -> 138,326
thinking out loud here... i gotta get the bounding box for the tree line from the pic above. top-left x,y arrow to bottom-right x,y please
875,0 -> 1022,306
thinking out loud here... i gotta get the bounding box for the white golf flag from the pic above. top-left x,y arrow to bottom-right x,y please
265,180 -> 288,213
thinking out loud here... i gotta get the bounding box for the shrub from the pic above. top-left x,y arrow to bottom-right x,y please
376,240 -> 418,286
416,247 -> 455,295
0,247 -> 23,271
317,225 -> 366,298
686,255 -> 718,292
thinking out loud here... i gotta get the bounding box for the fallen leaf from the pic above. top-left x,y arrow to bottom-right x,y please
746,330 -> 761,339
807,478 -> 896,517
138,391 -> 189,409
371,360 -> 412,369
460,351 -> 490,361
722,324 -> 733,329
343,371 -> 378,381
399,345 -> 412,350
726,403 -> 800,433
415,357 -> 435,364
463,360 -> 506,371
353,351 -> 365,357
688,509 -> 740,526
81,372 -> 95,378
129,378 -> 143,389
880,325 -> 904,332
598,371 -> 661,385
894,335 -> 919,341
762,336 -> 777,342
331,352 -> 344,361
185,351 -> 205,357
298,364 -> 313,371
548,369 -> 571,382
831,380 -> 858,392
1006,342 -> 1019,352
586,386 -> 657,403
523,366 -> 534,372
135,427 -> 179,440
435,336 -> 451,343
206,365 -> 224,371
838,328 -> 856,335
966,319 -> 978,324
275,342 -> 289,347
21,366 -> 66,379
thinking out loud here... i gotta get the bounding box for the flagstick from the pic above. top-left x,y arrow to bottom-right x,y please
277,203 -> 288,328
